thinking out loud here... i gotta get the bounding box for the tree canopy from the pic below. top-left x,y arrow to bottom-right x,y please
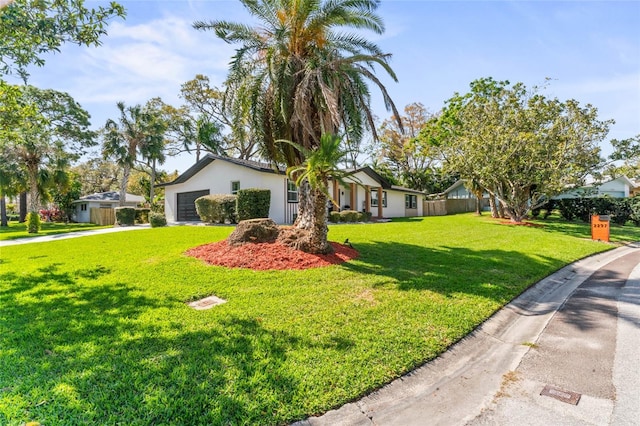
423,77 -> 611,222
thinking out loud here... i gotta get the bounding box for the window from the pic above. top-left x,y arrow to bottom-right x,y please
99,203 -> 112,209
231,181 -> 240,195
80,203 -> 87,211
287,180 -> 299,203
371,190 -> 387,208
405,194 -> 417,209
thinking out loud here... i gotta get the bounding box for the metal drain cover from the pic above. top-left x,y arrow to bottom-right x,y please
188,295 -> 227,310
540,384 -> 581,405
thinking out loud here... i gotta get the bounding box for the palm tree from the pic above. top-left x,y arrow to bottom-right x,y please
284,133 -> 352,253
195,0 -> 401,252
103,101 -> 166,206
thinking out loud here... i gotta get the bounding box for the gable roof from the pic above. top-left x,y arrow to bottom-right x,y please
73,192 -> 145,203
157,154 -> 284,187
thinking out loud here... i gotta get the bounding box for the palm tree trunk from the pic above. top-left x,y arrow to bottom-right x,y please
149,158 -> 156,205
119,164 -> 130,207
293,182 -> 332,254
19,191 -> 27,222
0,196 -> 7,227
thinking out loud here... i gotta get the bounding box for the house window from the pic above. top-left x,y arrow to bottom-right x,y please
371,190 -> 387,208
231,181 -> 240,195
80,203 -> 87,211
287,180 -> 298,203
405,194 -> 417,209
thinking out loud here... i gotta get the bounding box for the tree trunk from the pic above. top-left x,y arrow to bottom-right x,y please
119,164 -> 130,207
19,191 -> 27,222
149,158 -> 156,205
0,196 -> 7,227
28,169 -> 40,214
488,195 -> 499,218
293,181 -> 332,254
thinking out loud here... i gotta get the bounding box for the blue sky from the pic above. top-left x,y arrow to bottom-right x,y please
13,0 -> 640,173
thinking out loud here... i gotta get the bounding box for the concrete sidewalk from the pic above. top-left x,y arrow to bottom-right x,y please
296,243 -> 640,426
0,224 -> 151,247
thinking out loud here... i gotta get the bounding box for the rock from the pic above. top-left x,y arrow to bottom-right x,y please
227,218 -> 280,246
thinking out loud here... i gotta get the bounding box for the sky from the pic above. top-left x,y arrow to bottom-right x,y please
10,0 -> 640,174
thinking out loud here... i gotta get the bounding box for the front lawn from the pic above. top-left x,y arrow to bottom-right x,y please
0,221 -> 110,241
0,214 -> 634,425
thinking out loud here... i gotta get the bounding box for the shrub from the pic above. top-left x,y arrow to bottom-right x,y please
357,211 -> 373,222
610,198 -> 632,225
26,212 -> 41,233
39,207 -> 64,222
115,207 -> 136,226
135,208 -> 151,224
149,212 -> 167,228
329,211 -> 341,223
630,197 -> 640,226
236,189 -> 271,221
195,194 -> 237,224
339,210 -> 359,223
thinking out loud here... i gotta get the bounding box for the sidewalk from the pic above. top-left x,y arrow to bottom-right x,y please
296,243 -> 640,426
0,224 -> 151,247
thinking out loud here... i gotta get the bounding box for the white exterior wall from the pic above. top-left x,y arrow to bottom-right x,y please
598,178 -> 629,198
164,160 -> 289,223
74,203 -> 91,223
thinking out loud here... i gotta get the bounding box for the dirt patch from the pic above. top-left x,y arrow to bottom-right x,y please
186,240 -> 359,270
499,220 -> 544,228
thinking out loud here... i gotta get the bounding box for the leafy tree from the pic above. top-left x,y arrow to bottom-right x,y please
0,0 -> 125,80
609,134 -> 640,179
51,172 -> 82,221
426,78 -> 610,222
72,158 -> 122,194
2,86 -> 94,229
195,0 -> 400,253
374,103 -> 446,192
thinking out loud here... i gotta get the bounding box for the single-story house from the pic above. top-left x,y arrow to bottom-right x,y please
157,154 -> 424,224
553,176 -> 638,199
71,191 -> 145,223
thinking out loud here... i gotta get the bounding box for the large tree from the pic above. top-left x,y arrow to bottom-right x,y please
426,78 -> 611,222
102,101 -> 167,206
0,0 -> 125,80
195,0 -> 400,253
609,134 -> 640,179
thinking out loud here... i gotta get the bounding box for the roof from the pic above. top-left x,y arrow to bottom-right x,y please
157,154 -> 424,194
157,154 -> 284,187
73,192 -> 145,203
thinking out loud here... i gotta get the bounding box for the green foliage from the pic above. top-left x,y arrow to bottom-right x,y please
3,216 -> 637,424
358,211 -> 373,222
195,194 -> 238,224
329,211 -> 341,223
236,189 -> 270,221
25,211 -> 40,233
52,173 -> 82,221
630,197 -> 640,226
555,197 -> 632,225
149,212 -> 167,228
0,0 -> 126,80
114,207 -> 135,226
135,208 -> 150,224
339,210 -> 360,223
426,77 -> 611,222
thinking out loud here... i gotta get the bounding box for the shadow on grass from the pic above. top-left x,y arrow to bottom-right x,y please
0,264 -> 302,424
343,241 -> 566,301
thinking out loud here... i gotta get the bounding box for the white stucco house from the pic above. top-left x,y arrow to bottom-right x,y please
71,192 -> 145,223
157,154 -> 424,224
553,176 -> 638,199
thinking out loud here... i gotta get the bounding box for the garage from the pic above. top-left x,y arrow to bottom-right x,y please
176,190 -> 209,221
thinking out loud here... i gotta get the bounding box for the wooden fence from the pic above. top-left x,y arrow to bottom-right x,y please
423,199 -> 483,216
90,208 -> 115,225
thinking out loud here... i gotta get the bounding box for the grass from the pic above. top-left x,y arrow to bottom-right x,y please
0,214 -> 637,425
0,221 -> 110,241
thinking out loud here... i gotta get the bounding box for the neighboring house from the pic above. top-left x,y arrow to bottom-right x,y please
72,192 -> 145,223
553,176 -> 638,199
157,154 -> 424,224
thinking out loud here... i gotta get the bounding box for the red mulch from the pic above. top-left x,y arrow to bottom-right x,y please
186,240 -> 359,271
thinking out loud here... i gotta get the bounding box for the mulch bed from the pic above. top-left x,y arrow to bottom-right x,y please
499,220 -> 545,228
186,240 -> 359,270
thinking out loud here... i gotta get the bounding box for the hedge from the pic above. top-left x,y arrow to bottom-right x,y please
549,197 -> 634,225
236,189 -> 271,221
195,194 -> 237,224
149,212 -> 167,228
115,207 -> 136,226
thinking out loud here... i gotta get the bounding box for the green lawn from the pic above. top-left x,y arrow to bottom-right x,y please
0,214 -> 637,425
0,221 -> 110,241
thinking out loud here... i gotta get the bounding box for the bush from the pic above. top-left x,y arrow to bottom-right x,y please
26,212 -> 41,233
329,211 -> 341,223
135,208 -> 151,224
115,207 -> 136,226
630,197 -> 640,226
236,189 -> 271,221
357,211 -> 373,222
149,212 -> 167,228
195,194 -> 237,224
339,210 -> 360,223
